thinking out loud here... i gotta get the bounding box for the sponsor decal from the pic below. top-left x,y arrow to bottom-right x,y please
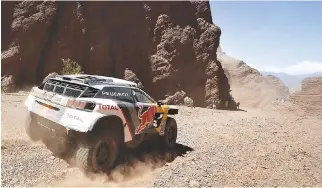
66,113 -> 83,122
135,105 -> 157,134
101,91 -> 129,97
67,99 -> 74,107
67,99 -> 86,109
98,104 -> 119,111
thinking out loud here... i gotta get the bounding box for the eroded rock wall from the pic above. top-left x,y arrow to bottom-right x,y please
1,1 -> 229,107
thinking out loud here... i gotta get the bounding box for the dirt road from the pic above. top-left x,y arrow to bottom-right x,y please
1,92 -> 322,187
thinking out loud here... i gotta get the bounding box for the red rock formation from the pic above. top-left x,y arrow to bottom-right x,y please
1,1 -> 230,108
2,1 -> 57,85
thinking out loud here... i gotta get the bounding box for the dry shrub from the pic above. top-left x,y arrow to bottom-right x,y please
60,58 -> 83,75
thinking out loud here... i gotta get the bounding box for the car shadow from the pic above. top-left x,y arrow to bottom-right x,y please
228,108 -> 248,112
57,140 -> 193,182
107,141 -> 193,182
216,108 -> 248,112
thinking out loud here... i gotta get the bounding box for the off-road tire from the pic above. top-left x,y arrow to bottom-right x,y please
157,117 -> 178,149
75,131 -> 119,173
25,113 -> 42,141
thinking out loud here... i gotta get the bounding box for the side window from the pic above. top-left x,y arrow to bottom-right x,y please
114,87 -> 134,103
95,86 -> 134,103
134,90 -> 153,103
95,87 -> 116,99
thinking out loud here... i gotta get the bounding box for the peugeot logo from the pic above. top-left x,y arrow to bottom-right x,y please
44,92 -> 55,101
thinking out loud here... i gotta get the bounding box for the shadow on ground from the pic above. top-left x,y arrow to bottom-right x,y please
229,108 -> 247,112
216,108 -> 248,112
106,141 -> 193,181
117,140 -> 194,166
53,140 -> 194,183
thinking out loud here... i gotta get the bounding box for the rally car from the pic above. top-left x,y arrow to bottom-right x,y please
24,74 -> 179,173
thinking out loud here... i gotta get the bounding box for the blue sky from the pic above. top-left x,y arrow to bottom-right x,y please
209,1 -> 322,75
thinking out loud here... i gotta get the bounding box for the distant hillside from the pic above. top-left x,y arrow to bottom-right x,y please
261,71 -> 322,92
217,47 -> 290,108
290,76 -> 322,117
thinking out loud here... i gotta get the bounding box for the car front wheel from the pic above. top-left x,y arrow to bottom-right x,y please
160,117 -> 178,149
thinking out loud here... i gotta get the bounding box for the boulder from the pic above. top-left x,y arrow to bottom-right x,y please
1,75 -> 17,93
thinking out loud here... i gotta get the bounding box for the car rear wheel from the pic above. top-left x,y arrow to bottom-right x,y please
75,131 -> 119,173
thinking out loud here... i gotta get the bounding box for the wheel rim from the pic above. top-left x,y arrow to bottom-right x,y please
94,142 -> 110,171
167,126 -> 176,144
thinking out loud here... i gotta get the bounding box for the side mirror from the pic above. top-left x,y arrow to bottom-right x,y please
157,100 -> 164,106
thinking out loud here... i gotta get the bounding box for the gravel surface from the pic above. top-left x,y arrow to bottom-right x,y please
1,93 -> 322,187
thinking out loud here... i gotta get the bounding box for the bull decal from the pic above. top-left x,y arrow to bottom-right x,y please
135,104 -> 157,134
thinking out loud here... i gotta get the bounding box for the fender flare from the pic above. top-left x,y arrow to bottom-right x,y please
88,114 -> 125,132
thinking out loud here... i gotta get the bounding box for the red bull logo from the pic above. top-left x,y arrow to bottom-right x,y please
135,104 -> 157,134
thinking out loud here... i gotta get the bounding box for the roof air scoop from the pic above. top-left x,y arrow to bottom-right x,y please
85,78 -> 114,85
62,77 -> 72,81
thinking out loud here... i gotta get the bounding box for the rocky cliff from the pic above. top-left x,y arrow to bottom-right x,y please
290,77 -> 322,116
299,77 -> 322,95
265,74 -> 290,99
217,47 -> 290,108
1,1 -> 230,108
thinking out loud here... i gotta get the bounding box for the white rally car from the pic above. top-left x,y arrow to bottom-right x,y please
25,74 -> 179,173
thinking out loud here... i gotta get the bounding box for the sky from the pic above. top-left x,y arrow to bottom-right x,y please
209,1 -> 322,75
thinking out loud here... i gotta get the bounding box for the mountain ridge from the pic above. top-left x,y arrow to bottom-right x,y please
261,71 -> 322,92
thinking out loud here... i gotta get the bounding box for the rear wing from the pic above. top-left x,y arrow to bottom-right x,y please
54,75 -> 138,87
54,75 -> 113,85
39,74 -> 139,98
40,77 -> 99,98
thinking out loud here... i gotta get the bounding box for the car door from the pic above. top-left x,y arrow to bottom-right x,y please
95,86 -> 138,138
132,88 -> 158,134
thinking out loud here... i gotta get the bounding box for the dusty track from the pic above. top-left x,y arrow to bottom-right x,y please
1,92 -> 322,187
